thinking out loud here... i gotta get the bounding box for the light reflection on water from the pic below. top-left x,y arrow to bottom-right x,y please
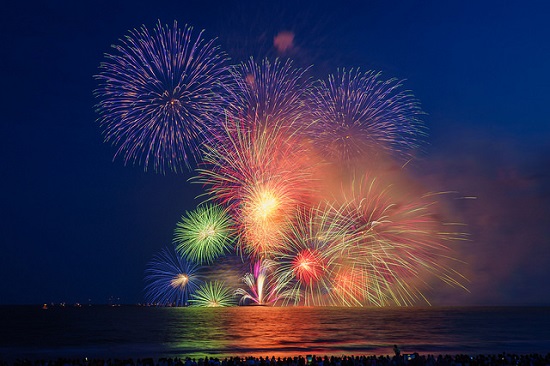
1,306 -> 550,360
161,306 -> 550,358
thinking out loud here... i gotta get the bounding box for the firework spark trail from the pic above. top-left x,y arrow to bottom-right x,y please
307,69 -> 426,164
189,281 -> 236,307
174,204 -> 235,264
195,115 -> 320,258
94,20 -> 232,173
225,58 -> 312,126
330,263 -> 371,306
335,174 -> 468,305
144,246 -> 201,306
235,259 -> 290,305
270,205 -> 360,306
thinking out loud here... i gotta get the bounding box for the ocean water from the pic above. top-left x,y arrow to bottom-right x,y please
1,306 -> 549,361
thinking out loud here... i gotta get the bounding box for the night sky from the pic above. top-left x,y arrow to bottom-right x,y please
2,1 -> 549,306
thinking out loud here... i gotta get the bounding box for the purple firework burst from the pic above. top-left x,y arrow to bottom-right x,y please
95,20 -> 232,173
307,69 -> 426,164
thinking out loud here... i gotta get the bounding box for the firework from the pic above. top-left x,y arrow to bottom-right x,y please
195,116 -> 319,258
189,281 -> 236,307
225,58 -> 311,126
94,21 -> 469,307
338,173 -> 468,305
235,259 -> 291,305
307,69 -> 425,164
270,205 -> 358,306
330,264 -> 370,306
94,20 -> 231,173
174,204 -> 235,264
144,246 -> 201,306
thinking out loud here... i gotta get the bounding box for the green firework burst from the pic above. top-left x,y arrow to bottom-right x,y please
174,204 -> 235,264
189,281 -> 236,307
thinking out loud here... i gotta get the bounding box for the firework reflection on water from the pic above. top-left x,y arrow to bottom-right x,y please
2,306 -> 549,360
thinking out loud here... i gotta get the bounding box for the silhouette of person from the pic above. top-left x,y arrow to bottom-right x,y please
393,345 -> 401,357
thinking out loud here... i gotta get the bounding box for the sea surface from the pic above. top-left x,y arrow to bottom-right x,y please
1,306 -> 549,361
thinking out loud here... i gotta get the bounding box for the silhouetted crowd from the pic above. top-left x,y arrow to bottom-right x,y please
5,353 -> 550,366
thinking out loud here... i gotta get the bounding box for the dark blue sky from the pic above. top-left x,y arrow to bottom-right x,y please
1,1 -> 549,305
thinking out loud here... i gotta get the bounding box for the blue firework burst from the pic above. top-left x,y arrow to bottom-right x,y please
144,246 -> 201,306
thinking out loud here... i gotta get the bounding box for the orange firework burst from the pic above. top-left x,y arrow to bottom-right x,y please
240,182 -> 295,255
195,114 -> 320,258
